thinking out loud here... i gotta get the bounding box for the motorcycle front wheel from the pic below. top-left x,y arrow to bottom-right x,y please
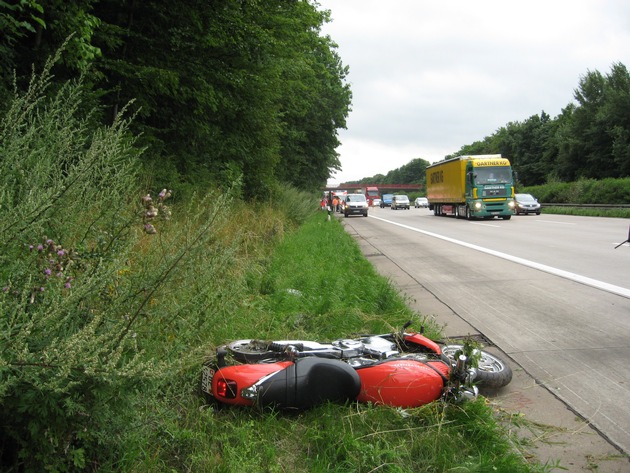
441,345 -> 512,388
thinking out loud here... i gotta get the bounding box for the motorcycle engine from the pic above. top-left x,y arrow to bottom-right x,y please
332,339 -> 364,357
360,336 -> 399,359
331,336 -> 399,360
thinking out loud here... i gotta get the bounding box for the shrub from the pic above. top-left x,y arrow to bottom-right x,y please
0,49 -> 246,471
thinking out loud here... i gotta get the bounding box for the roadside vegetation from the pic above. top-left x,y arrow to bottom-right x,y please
520,178 -> 630,218
0,60 -> 549,473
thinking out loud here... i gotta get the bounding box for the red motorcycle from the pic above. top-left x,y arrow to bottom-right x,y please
201,322 -> 512,410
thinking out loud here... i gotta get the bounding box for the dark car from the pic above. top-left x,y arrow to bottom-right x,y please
380,194 -> 394,208
391,195 -> 410,210
342,194 -> 368,217
514,193 -> 541,215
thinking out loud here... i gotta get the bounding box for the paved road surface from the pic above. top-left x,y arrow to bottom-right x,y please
340,208 -> 630,470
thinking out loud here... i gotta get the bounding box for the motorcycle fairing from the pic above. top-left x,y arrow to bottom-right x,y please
356,359 -> 449,408
212,358 -> 361,409
403,333 -> 442,355
211,361 -> 293,406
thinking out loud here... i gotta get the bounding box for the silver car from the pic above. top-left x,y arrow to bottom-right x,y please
391,195 -> 410,210
414,197 -> 429,208
343,194 -> 369,217
514,193 -> 541,215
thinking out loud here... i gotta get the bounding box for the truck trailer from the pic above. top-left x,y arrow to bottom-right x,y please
426,155 -> 515,220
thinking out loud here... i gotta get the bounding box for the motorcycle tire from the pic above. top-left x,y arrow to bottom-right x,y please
441,345 -> 512,388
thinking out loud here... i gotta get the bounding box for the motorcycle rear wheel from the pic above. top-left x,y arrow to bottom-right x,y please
441,345 -> 512,388
227,339 -> 285,362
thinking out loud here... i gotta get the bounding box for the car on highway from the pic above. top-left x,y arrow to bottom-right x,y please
391,194 -> 410,210
342,193 -> 369,217
380,194 -> 394,208
414,197 -> 429,208
372,198 -> 381,207
514,193 -> 541,215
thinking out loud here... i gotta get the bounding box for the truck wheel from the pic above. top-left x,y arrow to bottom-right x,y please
502,215 -> 511,220
465,207 -> 471,220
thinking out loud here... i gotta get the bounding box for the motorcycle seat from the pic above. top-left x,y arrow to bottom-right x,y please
257,357 -> 361,409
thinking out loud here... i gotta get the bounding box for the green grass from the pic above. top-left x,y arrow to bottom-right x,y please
542,206 -> 630,218
110,211 -> 546,473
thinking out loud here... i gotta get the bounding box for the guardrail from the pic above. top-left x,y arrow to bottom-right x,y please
541,203 -> 630,209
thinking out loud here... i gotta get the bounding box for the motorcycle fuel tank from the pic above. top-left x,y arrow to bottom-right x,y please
356,359 -> 449,408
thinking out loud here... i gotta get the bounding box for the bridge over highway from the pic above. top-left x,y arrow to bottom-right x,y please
323,183 -> 422,192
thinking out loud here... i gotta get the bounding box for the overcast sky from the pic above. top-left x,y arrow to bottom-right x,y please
317,0 -> 630,186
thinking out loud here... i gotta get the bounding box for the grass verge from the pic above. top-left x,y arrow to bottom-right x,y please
117,211 -> 548,473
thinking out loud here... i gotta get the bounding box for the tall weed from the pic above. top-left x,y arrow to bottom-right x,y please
0,51 -> 247,471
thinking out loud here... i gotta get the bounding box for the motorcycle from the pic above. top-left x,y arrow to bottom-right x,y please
201,321 -> 512,410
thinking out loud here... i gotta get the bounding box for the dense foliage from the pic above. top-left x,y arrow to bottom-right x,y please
0,0 -> 351,199
345,157 -> 431,191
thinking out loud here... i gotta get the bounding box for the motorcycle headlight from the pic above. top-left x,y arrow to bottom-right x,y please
241,384 -> 258,400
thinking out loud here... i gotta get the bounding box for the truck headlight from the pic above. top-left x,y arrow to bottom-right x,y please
508,200 -> 515,208
474,202 -> 482,210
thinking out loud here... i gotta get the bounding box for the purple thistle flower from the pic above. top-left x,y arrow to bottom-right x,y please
57,249 -> 65,257
37,244 -> 44,252
44,268 -> 52,277
2,287 -> 8,293
64,282 -> 71,289
29,245 -> 34,251
144,223 -> 157,234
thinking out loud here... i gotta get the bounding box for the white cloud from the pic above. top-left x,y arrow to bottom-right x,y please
318,0 -> 630,184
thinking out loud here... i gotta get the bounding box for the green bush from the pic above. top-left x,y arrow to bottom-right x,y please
522,177 -> 630,204
0,52 -> 246,471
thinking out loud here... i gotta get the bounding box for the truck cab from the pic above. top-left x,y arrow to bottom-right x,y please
426,155 -> 515,220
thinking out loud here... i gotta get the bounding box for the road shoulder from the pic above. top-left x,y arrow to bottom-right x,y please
344,220 -> 629,472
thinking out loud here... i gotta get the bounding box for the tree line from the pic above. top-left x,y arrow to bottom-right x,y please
0,0 -> 351,199
350,63 -> 630,190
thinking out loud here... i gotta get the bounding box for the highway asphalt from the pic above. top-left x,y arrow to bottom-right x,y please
340,209 -> 630,471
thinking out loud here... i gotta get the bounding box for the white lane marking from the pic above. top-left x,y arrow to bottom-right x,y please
371,216 -> 630,299
469,222 -> 500,228
536,220 -> 576,225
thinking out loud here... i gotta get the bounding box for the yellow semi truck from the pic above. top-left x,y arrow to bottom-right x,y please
426,155 -> 515,220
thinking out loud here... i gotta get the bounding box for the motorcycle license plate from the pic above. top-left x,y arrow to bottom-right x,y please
201,366 -> 215,394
